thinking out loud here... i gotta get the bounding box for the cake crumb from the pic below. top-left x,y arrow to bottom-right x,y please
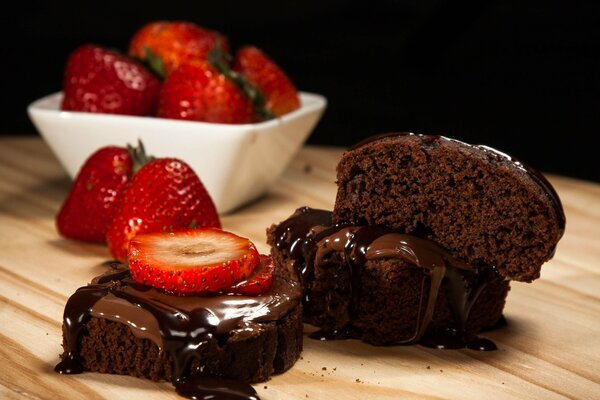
333,367 -> 337,371
440,369 -> 443,373
355,378 -> 363,383
426,366 -> 430,369
322,367 -> 327,371
264,386 -> 268,389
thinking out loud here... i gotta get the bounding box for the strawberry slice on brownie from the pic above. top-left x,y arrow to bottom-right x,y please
128,228 -> 275,296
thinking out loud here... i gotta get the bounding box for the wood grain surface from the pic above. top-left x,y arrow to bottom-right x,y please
0,137 -> 598,400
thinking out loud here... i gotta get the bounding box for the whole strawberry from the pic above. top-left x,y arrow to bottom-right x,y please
57,146 -> 133,243
128,20 -> 228,77
61,44 -> 161,116
233,46 -> 301,117
157,62 -> 256,124
106,156 -> 221,261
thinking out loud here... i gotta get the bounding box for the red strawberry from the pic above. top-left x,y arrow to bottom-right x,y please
106,156 -> 220,261
128,228 -> 260,295
227,254 -> 275,296
56,146 -> 133,243
157,62 -> 256,124
233,46 -> 301,117
61,44 -> 161,116
128,20 -> 228,77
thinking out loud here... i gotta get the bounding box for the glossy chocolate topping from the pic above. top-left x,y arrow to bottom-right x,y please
348,132 -> 565,235
56,264 -> 301,400
275,207 -> 500,350
175,375 -> 259,400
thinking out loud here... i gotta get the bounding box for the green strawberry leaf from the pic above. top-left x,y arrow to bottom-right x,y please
144,47 -> 166,79
128,139 -> 155,175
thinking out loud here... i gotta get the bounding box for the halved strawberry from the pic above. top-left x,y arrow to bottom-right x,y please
128,228 -> 260,295
226,255 -> 275,296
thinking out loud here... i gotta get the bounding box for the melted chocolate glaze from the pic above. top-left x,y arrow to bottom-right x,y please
275,207 -> 502,350
348,132 -> 565,236
175,375 -> 259,400
419,328 -> 497,351
55,264 -> 301,400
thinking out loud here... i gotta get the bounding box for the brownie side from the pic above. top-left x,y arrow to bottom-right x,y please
266,223 -> 299,283
267,226 -> 509,346
310,256 -> 508,346
333,134 -> 564,282
68,304 -> 303,383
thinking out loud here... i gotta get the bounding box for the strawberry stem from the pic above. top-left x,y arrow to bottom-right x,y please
209,43 -> 275,121
128,139 -> 154,175
143,47 -> 166,80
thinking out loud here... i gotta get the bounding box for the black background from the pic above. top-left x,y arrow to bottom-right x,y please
4,0 -> 600,182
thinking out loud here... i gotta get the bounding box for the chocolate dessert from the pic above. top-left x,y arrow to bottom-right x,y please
335,133 -> 565,282
268,132 -> 565,348
56,264 -> 303,399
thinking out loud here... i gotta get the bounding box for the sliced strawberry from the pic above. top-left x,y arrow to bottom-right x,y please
226,255 -> 275,296
128,228 -> 260,295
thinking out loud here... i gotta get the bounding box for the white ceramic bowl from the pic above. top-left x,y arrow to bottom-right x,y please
28,91 -> 326,214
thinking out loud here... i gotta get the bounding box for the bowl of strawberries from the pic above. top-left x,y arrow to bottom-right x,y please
28,20 -> 326,214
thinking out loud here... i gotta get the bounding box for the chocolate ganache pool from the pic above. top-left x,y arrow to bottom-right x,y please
274,207 -> 505,350
55,263 -> 302,400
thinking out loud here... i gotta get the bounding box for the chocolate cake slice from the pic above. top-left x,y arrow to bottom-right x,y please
56,264 -> 303,399
267,132 -> 565,348
334,133 -> 565,282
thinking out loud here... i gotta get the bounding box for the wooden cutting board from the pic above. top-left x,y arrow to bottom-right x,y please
0,137 -> 598,400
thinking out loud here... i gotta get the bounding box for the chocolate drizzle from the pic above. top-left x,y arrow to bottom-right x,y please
55,285 -> 112,374
275,207 -> 501,350
175,375 -> 259,400
55,264 -> 301,400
